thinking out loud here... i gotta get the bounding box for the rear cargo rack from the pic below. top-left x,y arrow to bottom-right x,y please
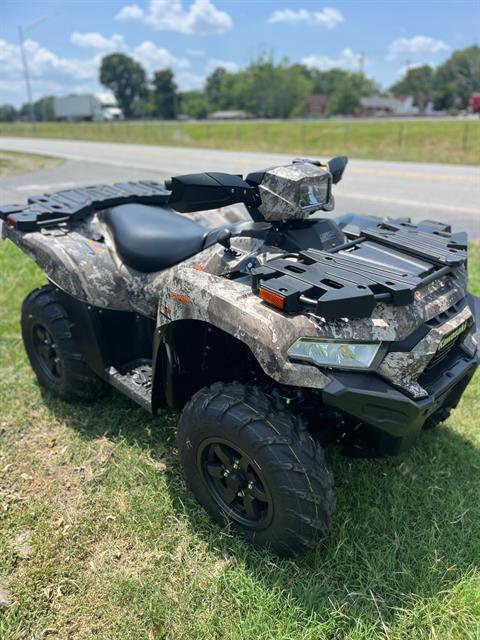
0,181 -> 170,231
251,222 -> 467,319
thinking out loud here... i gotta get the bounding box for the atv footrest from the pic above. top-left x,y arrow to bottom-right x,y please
106,359 -> 152,411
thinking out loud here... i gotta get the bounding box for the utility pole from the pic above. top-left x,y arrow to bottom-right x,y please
18,14 -> 59,133
358,51 -> 366,75
18,24 -> 35,131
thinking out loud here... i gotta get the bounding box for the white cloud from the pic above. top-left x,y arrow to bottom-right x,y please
115,3 -> 145,20
301,48 -> 361,71
0,38 -> 101,105
176,71 -> 205,90
397,61 -> 432,77
0,38 -> 97,81
133,41 -> 190,71
70,32 -> 125,51
115,0 -> 233,35
0,77 -> 74,99
387,36 -> 449,60
186,48 -> 206,57
268,7 -> 344,29
0,35 -> 194,106
205,57 -> 238,74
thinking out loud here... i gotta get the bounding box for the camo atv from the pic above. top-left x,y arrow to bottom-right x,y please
1,156 -> 478,556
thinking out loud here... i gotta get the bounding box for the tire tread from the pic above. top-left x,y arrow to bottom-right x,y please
177,381 -> 335,556
21,285 -> 108,402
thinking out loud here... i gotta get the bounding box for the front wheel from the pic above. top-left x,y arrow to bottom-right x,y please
176,382 -> 335,556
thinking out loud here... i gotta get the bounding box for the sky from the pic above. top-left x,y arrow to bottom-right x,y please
1,0 -> 479,107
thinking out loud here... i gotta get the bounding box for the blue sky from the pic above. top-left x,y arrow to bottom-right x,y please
1,0 -> 479,106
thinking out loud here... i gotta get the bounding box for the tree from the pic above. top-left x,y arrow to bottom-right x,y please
0,104 -> 17,122
99,54 -> 147,118
307,68 -> 377,115
180,91 -> 210,119
205,67 -> 227,109
132,90 -> 156,119
204,56 -> 313,118
309,69 -> 377,99
325,79 -> 360,115
390,65 -> 435,110
433,45 -> 480,110
153,69 -> 178,119
277,65 -> 312,117
33,96 -> 55,121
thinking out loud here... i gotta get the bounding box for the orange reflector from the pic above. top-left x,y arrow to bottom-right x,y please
258,287 -> 285,310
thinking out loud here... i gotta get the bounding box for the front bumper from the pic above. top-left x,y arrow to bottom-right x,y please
321,295 -> 480,455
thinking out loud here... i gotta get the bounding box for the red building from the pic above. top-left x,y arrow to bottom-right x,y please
306,95 -> 327,116
470,93 -> 480,114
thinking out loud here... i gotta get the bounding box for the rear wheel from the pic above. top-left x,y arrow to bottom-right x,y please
177,382 -> 335,556
21,285 -> 108,402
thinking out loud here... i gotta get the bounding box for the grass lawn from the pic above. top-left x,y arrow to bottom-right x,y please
0,239 -> 479,640
1,119 -> 479,165
0,150 -> 62,177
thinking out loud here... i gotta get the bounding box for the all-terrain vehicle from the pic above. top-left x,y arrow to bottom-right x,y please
1,157 -> 478,556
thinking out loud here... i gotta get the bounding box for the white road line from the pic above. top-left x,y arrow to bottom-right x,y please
337,192 -> 479,214
15,182 -> 76,191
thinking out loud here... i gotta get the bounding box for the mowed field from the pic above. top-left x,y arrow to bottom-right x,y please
1,119 -> 479,165
0,150 -> 62,178
0,225 -> 479,637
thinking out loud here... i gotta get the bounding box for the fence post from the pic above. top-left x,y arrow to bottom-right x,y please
462,122 -> 469,151
300,122 -> 307,153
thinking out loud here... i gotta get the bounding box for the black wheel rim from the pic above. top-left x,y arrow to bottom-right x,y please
198,437 -> 273,530
31,323 -> 62,381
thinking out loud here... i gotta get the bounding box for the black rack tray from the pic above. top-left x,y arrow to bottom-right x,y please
251,222 -> 467,319
0,181 -> 170,231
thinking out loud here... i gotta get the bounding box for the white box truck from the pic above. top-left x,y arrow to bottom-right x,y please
53,94 -> 123,121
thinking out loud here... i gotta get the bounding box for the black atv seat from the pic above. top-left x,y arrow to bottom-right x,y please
103,203 -> 208,272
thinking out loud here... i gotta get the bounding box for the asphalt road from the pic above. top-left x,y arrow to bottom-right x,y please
0,137 -> 478,237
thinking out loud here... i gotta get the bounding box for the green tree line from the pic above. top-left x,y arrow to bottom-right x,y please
1,46 -> 478,122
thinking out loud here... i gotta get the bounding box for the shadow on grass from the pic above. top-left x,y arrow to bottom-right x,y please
41,387 -> 480,629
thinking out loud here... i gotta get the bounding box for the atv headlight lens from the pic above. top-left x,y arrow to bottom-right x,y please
298,176 -> 330,208
287,339 -> 381,370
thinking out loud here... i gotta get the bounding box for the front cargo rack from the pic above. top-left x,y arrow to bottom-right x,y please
252,222 -> 467,320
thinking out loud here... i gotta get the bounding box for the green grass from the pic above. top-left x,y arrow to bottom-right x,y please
0,150 -> 62,177
1,119 -> 480,164
0,240 -> 479,640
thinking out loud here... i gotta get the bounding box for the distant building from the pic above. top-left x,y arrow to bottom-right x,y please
306,95 -> 327,116
358,95 -> 418,116
470,93 -> 480,114
208,110 -> 252,120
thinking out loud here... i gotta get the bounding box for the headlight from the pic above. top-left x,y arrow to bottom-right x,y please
298,176 -> 330,209
287,338 -> 381,370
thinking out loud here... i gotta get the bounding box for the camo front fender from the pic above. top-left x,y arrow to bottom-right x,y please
154,266 -> 331,390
